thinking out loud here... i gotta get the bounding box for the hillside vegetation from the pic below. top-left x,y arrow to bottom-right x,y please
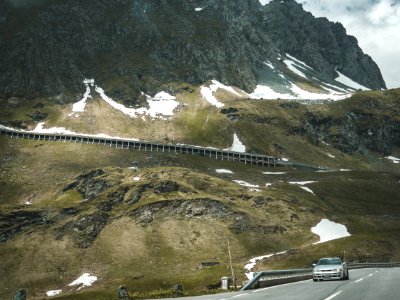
0,88 -> 399,299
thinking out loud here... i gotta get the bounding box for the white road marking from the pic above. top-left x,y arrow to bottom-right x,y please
323,290 -> 343,300
368,273 -> 374,277
250,280 -> 308,293
355,278 -> 364,283
232,295 -> 246,298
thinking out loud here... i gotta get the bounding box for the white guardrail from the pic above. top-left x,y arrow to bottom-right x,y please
241,262 -> 400,291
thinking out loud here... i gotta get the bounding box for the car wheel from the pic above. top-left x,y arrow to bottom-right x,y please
313,279 -> 317,282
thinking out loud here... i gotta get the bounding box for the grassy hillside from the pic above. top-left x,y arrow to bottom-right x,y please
0,88 -> 399,299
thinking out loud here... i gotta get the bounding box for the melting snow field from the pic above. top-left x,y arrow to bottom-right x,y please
311,219 -> 351,244
263,171 -> 286,175
26,122 -> 139,141
200,80 -> 243,108
33,122 -> 76,135
46,290 -> 62,297
284,58 -> 308,79
335,72 -> 370,91
233,180 -> 260,190
96,86 -> 179,119
69,79 -> 179,120
289,181 -> 317,195
251,54 -> 352,101
69,79 -> 94,117
244,251 -> 287,280
215,169 -> 234,174
68,273 -> 97,291
224,134 -> 246,153
386,156 -> 400,164
250,81 -> 351,101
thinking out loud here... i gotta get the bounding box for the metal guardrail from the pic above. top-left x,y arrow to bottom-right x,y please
0,126 -> 327,170
241,262 -> 400,291
241,269 -> 312,291
348,262 -> 400,269
0,126 -> 277,167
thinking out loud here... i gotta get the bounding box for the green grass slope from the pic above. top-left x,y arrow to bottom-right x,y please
0,89 -> 399,299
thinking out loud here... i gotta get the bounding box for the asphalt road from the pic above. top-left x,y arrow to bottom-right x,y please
158,268 -> 400,300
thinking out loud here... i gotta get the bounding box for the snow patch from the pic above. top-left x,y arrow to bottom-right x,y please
69,79 -> 96,117
285,54 -> 313,70
300,186 -> 315,195
95,86 -> 179,119
244,251 -> 287,280
289,181 -> 317,185
200,80 -> 242,108
34,122 -> 77,135
216,169 -> 234,174
26,122 -> 139,141
146,93 -> 180,118
68,273 -> 97,291
46,290 -> 62,297
251,82 -> 351,101
386,156 -> 400,164
250,85 -> 293,100
327,153 -> 335,158
132,177 -> 141,181
195,7 -> 204,11
233,180 -> 259,189
263,61 -> 275,70
335,72 -> 370,91
284,59 -> 308,79
311,219 -> 351,244
289,84 -> 350,101
258,0 -> 273,5
200,86 -> 224,108
263,171 -> 286,175
290,181 -> 316,194
224,134 -> 246,153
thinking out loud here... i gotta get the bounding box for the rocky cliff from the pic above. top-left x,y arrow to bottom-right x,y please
261,0 -> 386,89
0,0 -> 386,101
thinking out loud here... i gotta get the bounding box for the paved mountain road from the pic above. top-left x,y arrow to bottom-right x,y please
155,268 -> 400,300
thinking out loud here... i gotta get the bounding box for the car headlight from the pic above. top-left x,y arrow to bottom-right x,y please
336,268 -> 343,272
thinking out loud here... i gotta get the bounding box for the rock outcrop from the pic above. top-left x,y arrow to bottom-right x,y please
0,0 -> 386,101
262,0 -> 386,89
302,91 -> 400,155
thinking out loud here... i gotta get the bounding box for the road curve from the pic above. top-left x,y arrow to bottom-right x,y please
153,268 -> 400,300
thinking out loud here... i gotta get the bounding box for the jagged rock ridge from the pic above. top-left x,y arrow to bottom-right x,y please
0,0 -> 386,101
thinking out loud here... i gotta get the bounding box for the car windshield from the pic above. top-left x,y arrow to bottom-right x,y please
317,258 -> 341,265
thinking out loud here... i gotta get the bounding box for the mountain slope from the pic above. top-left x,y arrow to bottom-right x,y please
0,133 -> 399,299
0,0 -> 386,102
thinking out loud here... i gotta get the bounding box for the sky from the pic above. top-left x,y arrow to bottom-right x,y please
260,0 -> 400,88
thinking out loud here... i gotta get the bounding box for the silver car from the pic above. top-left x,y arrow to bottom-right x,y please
313,257 -> 349,281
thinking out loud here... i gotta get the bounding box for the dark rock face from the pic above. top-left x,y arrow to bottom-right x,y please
57,212 -> 109,248
0,210 -> 48,243
26,110 -> 48,121
0,0 -> 385,100
63,169 -> 119,200
130,198 -> 286,235
303,108 -> 400,155
262,0 -> 386,89
130,199 -> 236,225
